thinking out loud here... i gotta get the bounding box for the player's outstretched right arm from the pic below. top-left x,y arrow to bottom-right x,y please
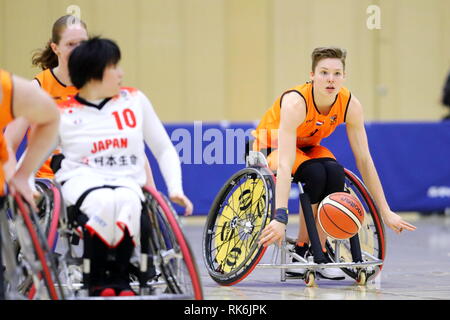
259,92 -> 306,247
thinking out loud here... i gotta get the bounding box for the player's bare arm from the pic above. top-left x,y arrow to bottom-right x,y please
345,95 -> 416,234
259,92 -> 306,247
3,80 -> 44,175
8,76 -> 59,204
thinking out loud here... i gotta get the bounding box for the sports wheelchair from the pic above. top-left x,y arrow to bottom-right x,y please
202,151 -> 385,287
1,179 -> 203,300
0,182 -> 63,300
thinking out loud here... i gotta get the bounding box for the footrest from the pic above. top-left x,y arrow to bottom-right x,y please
257,260 -> 383,270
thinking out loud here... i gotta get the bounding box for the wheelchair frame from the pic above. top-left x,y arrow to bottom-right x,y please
203,151 -> 385,287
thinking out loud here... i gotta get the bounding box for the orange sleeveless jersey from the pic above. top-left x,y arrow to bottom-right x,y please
33,69 -> 78,179
0,69 -> 14,195
253,82 -> 351,150
252,82 -> 351,173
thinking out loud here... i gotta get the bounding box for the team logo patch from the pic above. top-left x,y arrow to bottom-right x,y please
330,114 -> 337,125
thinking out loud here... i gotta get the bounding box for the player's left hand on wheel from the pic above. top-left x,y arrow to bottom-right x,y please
258,220 -> 286,247
8,173 -> 38,212
170,194 -> 193,216
384,210 -> 416,234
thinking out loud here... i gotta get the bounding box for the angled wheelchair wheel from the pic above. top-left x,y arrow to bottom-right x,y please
143,187 -> 203,300
34,179 -> 62,251
203,166 -> 275,286
4,194 -> 63,299
28,180 -> 73,299
325,169 -> 386,282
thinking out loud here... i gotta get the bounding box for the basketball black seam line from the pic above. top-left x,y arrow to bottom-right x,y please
322,204 -> 357,235
330,194 -> 363,221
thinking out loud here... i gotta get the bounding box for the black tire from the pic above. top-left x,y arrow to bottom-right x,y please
325,169 -> 386,282
11,194 -> 62,299
143,188 -> 203,300
203,166 -> 275,286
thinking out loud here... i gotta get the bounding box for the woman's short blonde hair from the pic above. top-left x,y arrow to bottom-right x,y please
311,47 -> 347,72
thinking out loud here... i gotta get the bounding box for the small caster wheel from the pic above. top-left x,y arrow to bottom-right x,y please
305,271 -> 316,287
356,269 -> 367,286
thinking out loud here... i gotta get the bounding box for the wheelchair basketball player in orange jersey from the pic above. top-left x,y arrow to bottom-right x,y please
0,69 -> 60,299
255,47 -> 416,279
0,70 -> 59,205
4,15 -> 155,187
4,15 -> 87,181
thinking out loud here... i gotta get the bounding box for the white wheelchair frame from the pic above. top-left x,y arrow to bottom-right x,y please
247,151 -> 384,286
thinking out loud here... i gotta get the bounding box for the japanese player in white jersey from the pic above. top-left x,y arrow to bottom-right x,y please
57,37 -> 192,296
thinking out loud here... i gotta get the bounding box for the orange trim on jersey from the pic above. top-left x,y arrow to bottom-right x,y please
84,223 -> 135,249
34,69 -> 78,105
57,95 -> 83,109
120,86 -> 138,93
252,82 -> 351,173
110,87 -> 139,102
253,82 -> 351,151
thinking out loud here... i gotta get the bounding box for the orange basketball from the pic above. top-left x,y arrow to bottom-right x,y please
318,192 -> 365,240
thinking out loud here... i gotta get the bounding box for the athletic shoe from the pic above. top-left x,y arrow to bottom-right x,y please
286,243 -> 310,277
68,264 -> 83,285
316,266 -> 346,280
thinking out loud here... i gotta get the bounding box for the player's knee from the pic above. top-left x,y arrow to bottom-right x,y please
81,188 -> 115,216
294,160 -> 327,204
322,159 -> 345,195
114,188 -> 141,215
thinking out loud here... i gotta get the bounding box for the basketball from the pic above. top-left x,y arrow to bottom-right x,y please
318,192 -> 365,240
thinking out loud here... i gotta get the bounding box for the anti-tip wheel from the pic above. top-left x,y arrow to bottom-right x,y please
356,270 -> 367,286
305,271 -> 316,287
